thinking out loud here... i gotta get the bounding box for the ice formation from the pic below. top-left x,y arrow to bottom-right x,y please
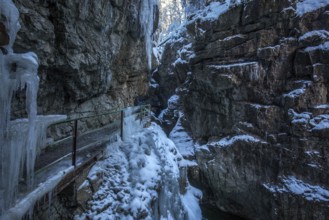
0,0 -> 66,215
122,106 -> 144,141
140,0 -> 158,70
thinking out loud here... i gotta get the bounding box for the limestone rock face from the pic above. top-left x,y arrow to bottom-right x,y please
155,0 -> 329,219
10,0 -> 153,117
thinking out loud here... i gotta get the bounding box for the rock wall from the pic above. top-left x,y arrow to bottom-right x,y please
10,0 -> 155,118
154,0 -> 329,219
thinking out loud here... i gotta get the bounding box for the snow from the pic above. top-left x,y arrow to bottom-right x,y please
188,1 -> 242,23
299,30 -> 329,42
208,61 -> 261,81
288,109 -> 312,124
172,42 -> 195,68
263,176 -> 329,202
305,150 -> 320,156
249,103 -> 271,109
288,109 -> 329,131
168,94 -> 180,106
296,0 -> 329,16
283,88 -> 306,98
158,94 -> 181,124
310,114 -> 329,131
76,123 -> 202,220
173,57 -> 188,66
304,41 -> 329,52
195,143 -> 210,152
307,163 -> 320,168
211,134 -> 262,148
313,104 -> 329,109
157,0 -> 243,60
169,114 -> 195,158
292,110 -> 306,119
283,80 -> 312,99
223,34 -> 245,41
209,61 -> 258,69
179,159 -> 198,167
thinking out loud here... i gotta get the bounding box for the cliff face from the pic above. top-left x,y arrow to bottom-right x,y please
11,0 -> 154,117
154,0 -> 329,219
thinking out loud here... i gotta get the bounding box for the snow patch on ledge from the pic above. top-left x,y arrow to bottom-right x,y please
304,41 -> 329,52
188,0 -> 242,23
211,134 -> 263,148
263,176 -> 329,202
296,0 -> 329,16
283,88 -> 306,98
208,61 -> 258,69
283,81 -> 312,99
313,104 -> 329,109
288,109 -> 312,124
299,30 -> 329,42
208,61 -> 261,81
310,114 -> 329,131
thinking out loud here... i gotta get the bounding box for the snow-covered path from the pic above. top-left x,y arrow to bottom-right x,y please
75,123 -> 202,220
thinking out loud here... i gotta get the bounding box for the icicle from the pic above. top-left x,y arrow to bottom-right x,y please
139,0 -> 158,70
122,106 -> 144,141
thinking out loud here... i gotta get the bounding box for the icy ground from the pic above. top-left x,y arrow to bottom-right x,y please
75,123 -> 202,220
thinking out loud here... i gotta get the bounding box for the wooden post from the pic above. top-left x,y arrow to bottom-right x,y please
120,110 -> 124,140
72,119 -> 78,167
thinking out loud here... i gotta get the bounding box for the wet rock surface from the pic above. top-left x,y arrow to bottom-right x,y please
154,0 -> 329,219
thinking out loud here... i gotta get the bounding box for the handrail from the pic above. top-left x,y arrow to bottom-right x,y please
41,104 -> 151,167
50,104 -> 151,126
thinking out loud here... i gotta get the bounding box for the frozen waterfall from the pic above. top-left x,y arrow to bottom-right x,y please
140,0 -> 158,70
0,0 -> 65,215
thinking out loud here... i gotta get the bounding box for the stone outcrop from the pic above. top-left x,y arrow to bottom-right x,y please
10,0 -> 155,119
154,0 -> 329,219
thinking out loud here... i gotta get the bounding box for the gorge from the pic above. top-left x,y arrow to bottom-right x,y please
0,0 -> 329,219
